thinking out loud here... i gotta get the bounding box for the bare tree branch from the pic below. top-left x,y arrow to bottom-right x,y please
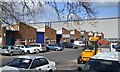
0,0 -> 98,26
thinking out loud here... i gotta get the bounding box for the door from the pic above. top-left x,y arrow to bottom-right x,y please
30,58 -> 50,71
47,44 -> 54,50
37,32 -> 44,44
13,47 -> 21,54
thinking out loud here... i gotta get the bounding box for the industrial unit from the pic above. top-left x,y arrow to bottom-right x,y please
29,24 -> 56,45
1,17 -> 118,46
0,22 -> 36,46
49,17 -> 120,41
56,27 -> 70,43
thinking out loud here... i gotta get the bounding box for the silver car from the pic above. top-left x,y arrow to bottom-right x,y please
0,56 -> 56,71
0,46 -> 25,56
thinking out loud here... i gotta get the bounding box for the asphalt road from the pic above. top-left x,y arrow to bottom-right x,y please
0,47 -> 84,70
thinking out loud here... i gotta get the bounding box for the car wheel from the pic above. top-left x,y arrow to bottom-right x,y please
36,49 -> 40,54
9,52 -> 13,56
21,51 -> 25,55
27,50 -> 30,54
48,69 -> 53,72
72,47 -> 75,49
37,49 -> 40,53
46,48 -> 50,51
77,56 -> 83,64
55,48 -> 59,51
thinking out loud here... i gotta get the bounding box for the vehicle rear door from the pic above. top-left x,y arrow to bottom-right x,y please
30,58 -> 50,71
47,44 -> 53,50
13,47 -> 21,54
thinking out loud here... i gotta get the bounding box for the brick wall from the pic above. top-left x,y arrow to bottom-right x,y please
44,26 -> 56,44
84,31 -> 88,39
18,22 -> 37,45
62,28 -> 70,42
0,27 -> 6,46
74,29 -> 81,41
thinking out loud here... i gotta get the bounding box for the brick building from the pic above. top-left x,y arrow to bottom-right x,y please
30,24 -> 56,45
70,29 -> 81,42
81,30 -> 88,39
0,22 -> 36,46
44,26 -> 56,44
0,27 -> 6,46
56,27 -> 70,43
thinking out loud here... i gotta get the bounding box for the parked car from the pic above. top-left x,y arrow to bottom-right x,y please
73,41 -> 85,47
0,46 -> 25,56
16,44 -> 38,54
29,43 -> 46,52
116,44 -> 120,52
61,42 -> 78,49
78,51 -> 120,72
0,56 -> 56,71
46,44 -> 64,51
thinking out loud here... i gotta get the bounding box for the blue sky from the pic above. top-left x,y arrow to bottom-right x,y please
41,2 -> 119,22
94,2 -> 118,18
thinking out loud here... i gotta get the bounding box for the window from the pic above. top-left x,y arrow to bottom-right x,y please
82,59 -> 120,72
41,45 -> 45,47
30,45 -> 40,47
2,46 -> 8,49
51,45 -> 54,46
7,58 -> 32,69
21,46 -> 24,48
48,44 -> 52,46
30,59 -> 41,69
10,46 -> 15,49
39,58 -> 49,66
79,42 -> 82,44
30,58 -> 49,69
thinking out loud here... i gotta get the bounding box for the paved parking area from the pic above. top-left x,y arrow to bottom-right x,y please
0,47 -> 111,70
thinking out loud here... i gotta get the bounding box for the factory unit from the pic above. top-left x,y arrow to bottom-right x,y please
30,24 -> 56,45
0,22 -> 36,46
50,17 -> 120,41
56,27 -> 70,43
1,17 -> 118,46
70,29 -> 81,43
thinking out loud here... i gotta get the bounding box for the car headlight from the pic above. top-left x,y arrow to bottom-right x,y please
56,47 -> 60,49
6,50 -> 9,53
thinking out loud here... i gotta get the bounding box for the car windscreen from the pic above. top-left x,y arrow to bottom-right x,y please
54,44 -> 59,47
41,45 -> 45,47
2,46 -> 9,49
82,59 -> 120,72
56,44 -> 63,47
29,45 -> 40,47
25,45 -> 31,48
7,58 -> 32,69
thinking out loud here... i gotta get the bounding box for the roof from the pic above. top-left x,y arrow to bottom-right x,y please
29,24 -> 45,32
91,51 -> 120,61
29,17 -> 120,24
18,55 -> 46,60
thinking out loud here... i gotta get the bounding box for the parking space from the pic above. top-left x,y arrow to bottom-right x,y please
0,47 -> 111,70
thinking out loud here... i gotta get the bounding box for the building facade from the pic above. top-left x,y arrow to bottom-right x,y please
0,22 -> 37,46
30,24 -> 56,45
43,17 -> 119,41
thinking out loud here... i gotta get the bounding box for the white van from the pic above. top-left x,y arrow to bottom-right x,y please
73,41 -> 85,47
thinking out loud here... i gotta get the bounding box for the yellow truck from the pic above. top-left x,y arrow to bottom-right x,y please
77,36 -> 101,64
77,46 -> 101,64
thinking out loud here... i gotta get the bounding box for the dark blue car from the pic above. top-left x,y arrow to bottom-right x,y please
46,44 -> 64,51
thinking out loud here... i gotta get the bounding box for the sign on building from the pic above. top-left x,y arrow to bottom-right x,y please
6,25 -> 19,31
62,34 -> 70,38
